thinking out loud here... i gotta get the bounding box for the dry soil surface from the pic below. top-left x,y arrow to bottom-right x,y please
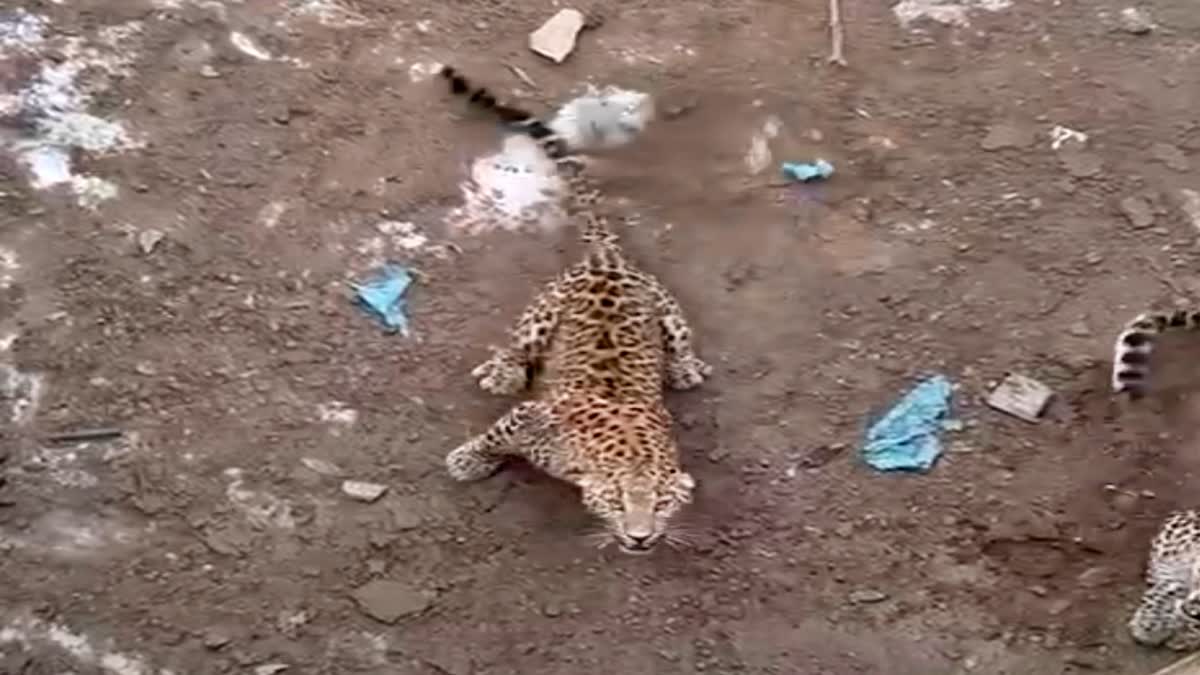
4,0 -> 1200,673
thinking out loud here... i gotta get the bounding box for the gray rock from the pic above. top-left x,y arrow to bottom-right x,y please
1152,142 -> 1190,172
351,580 -> 434,624
1120,195 -> 1154,229
1119,7 -> 1154,34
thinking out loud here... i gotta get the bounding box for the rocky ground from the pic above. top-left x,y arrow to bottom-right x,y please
4,0 -> 1200,673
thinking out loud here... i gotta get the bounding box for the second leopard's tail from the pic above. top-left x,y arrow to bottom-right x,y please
1112,308 -> 1200,398
439,65 -> 617,247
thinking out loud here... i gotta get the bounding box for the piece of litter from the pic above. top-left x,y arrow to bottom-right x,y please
353,264 -> 413,335
781,159 -> 834,183
342,480 -> 389,502
301,457 -> 345,477
529,9 -> 585,63
986,373 -> 1053,423
1049,125 -> 1088,151
862,375 -> 953,473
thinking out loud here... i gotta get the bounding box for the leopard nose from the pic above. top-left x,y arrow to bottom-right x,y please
629,534 -> 652,548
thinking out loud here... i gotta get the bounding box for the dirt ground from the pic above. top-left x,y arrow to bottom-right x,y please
3,0 -> 1200,672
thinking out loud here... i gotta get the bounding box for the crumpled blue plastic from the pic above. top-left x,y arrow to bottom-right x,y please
781,159 -> 835,182
862,375 -> 953,473
353,263 -> 413,335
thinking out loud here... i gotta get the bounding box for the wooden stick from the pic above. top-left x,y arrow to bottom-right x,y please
1151,652 -> 1200,675
827,0 -> 847,66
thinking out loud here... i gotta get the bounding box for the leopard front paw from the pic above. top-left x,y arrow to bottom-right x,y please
445,439 -> 504,482
469,348 -> 527,396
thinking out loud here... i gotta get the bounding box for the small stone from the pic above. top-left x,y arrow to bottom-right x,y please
1048,598 -> 1071,615
1077,565 -> 1117,588
529,9 -> 585,63
542,603 -> 562,617
1067,321 -> 1091,337
1119,195 -> 1155,229
351,580 -> 434,624
301,457 -> 344,477
986,373 -> 1054,423
834,522 -> 854,538
1118,7 -> 1154,34
137,229 -> 163,253
1084,251 -> 1104,265
798,444 -> 845,469
203,630 -> 231,650
1060,150 -> 1103,178
848,589 -> 889,604
980,123 -> 1031,151
254,665 -> 289,675
200,64 -> 220,78
1178,189 -> 1200,232
1151,143 -> 1190,172
342,480 -> 388,502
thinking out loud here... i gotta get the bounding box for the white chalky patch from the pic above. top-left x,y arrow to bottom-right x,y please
0,363 -> 42,425
1,15 -> 144,209
892,0 -> 1012,27
284,0 -> 367,28
0,245 -> 18,289
0,613 -> 170,675
224,467 -> 296,530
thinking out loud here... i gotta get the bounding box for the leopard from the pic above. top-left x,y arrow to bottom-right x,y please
1129,509 -> 1200,650
438,66 -> 713,555
1112,308 -> 1200,399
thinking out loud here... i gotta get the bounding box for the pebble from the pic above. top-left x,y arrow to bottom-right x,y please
301,457 -> 344,477
351,580 -> 434,624
342,480 -> 388,502
529,9 -> 585,63
1119,7 -> 1154,34
138,229 -> 164,255
254,665 -> 289,675
203,630 -> 231,650
1119,195 -> 1155,229
1067,321 -> 1091,337
985,373 -> 1053,423
848,589 -> 889,604
979,123 -> 1031,151
1151,142 -> 1190,172
1077,565 -> 1117,588
1178,189 -> 1200,232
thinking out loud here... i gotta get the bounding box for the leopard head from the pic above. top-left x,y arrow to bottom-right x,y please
1180,557 -> 1200,621
579,468 -> 695,555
